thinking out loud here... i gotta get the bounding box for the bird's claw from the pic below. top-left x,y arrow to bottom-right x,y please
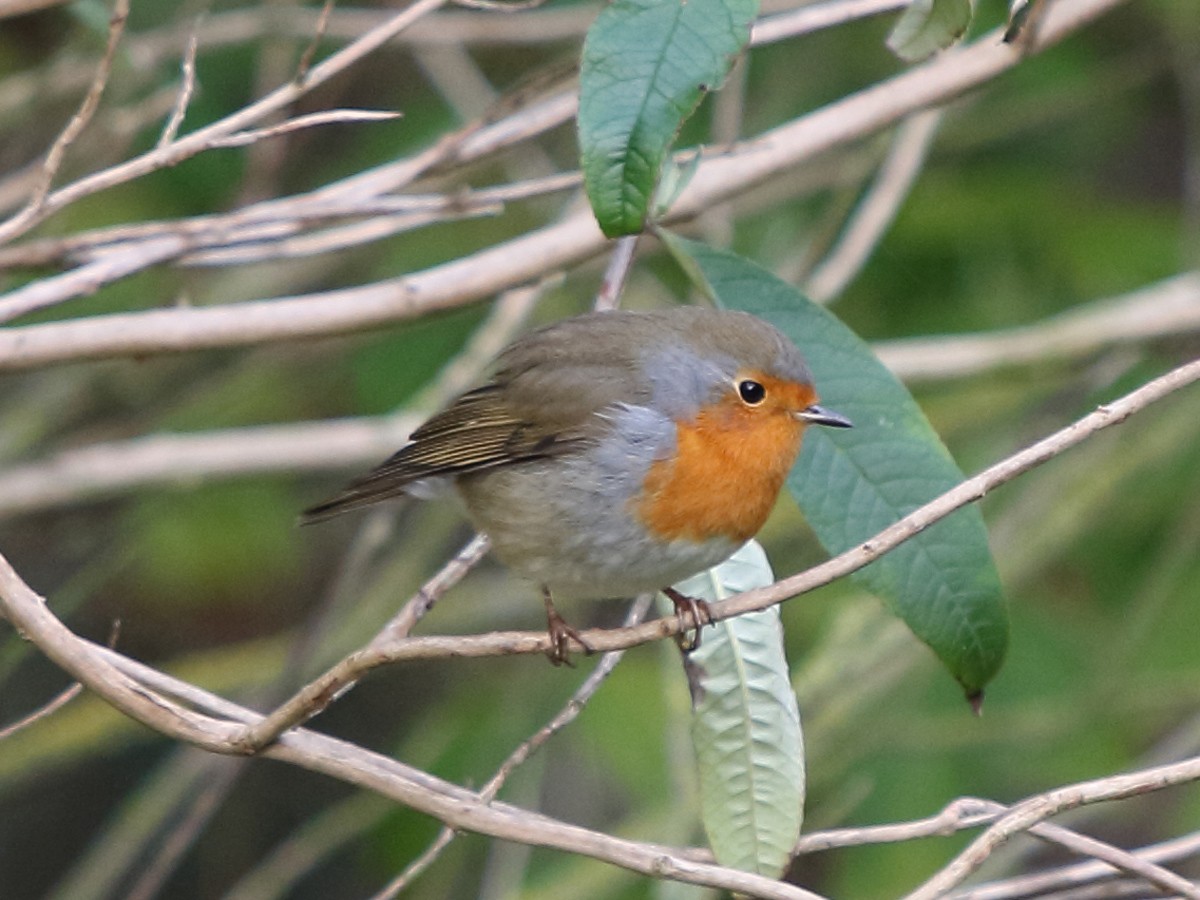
543,590 -> 592,665
662,587 -> 713,653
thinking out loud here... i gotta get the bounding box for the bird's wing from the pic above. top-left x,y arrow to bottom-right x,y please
300,384 -> 592,522
302,313 -> 678,523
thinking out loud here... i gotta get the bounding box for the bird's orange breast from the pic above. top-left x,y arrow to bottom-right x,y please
634,393 -> 811,544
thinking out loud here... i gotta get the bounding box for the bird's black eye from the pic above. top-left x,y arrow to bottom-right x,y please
738,379 -> 766,406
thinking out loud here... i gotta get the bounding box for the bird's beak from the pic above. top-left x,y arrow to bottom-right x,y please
798,404 -> 853,428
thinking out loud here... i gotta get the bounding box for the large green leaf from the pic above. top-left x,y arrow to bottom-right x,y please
661,234 -> 1008,697
672,540 -> 803,875
578,0 -> 759,237
886,0 -> 973,62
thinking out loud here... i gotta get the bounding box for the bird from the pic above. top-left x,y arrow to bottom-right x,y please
303,306 -> 851,662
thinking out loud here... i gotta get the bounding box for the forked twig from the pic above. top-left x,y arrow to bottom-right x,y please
25,0 -> 130,212
157,18 -> 200,148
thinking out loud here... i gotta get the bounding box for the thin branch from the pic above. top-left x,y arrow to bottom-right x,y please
450,0 -> 555,11
0,235 -> 189,325
751,0 -> 908,44
12,595 -> 1200,900
0,1 -> 918,280
794,797 -> 998,852
0,415 -> 421,519
874,271 -> 1200,382
805,108 -> 943,303
373,594 -> 654,899
1026,819 -> 1200,899
0,618 -> 119,741
0,162 -> 581,274
947,831 -> 1200,900
904,757 -> 1200,900
295,0 -> 337,83
0,680 -> 83,741
795,798 -> 1200,899
23,0 -> 130,212
157,19 -> 201,149
0,0 -> 1130,370
205,108 -> 401,150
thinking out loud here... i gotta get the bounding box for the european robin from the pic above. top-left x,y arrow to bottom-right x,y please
304,306 -> 851,660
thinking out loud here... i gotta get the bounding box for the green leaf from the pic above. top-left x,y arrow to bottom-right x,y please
887,0 -> 973,62
579,0 -> 759,237
661,233 -> 1008,697
672,541 -> 803,875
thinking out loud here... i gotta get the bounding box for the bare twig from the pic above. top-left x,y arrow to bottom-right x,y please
6,563 -> 1199,900
295,0 -> 337,83
450,0 -> 555,11
947,831 -> 1200,900
904,755 -> 1200,900
373,533 -> 493,644
0,680 -> 83,741
23,0 -> 130,212
0,166 -> 581,274
794,797 -> 998,852
795,797 -> 1200,899
874,271 -> 1200,382
805,108 -> 943,302
157,20 -> 201,149
0,415 -> 421,519
0,618 -> 119,741
751,0 -> 908,44
206,108 -> 401,149
1027,819 -> 1200,899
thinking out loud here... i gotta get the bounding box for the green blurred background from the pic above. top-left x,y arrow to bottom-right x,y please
0,0 -> 1197,897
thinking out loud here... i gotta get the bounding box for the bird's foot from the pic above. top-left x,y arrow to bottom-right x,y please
543,589 -> 592,665
661,587 -> 713,653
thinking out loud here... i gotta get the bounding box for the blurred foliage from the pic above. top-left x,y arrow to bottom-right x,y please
1,0 -> 1198,898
